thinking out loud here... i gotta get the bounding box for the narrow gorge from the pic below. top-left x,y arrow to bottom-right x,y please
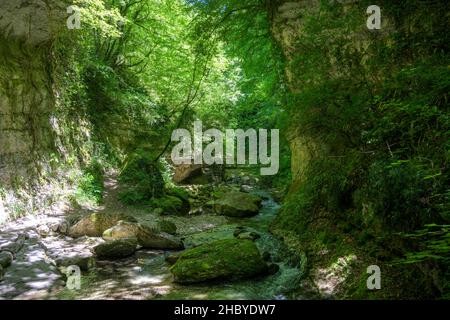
0,0 -> 449,300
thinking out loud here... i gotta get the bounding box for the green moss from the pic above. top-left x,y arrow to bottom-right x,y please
75,160 -> 104,205
158,219 -> 177,235
151,195 -> 188,215
170,239 -> 268,283
118,150 -> 165,205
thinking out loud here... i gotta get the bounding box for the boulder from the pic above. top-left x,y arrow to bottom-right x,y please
102,221 -> 183,249
170,239 -> 268,283
49,221 -> 69,235
151,195 -> 190,215
0,251 -> 13,268
158,220 -> 177,235
165,252 -> 181,265
0,265 -> 3,281
267,263 -> 280,275
213,191 -> 262,217
173,164 -> 203,183
68,212 -> 136,238
93,239 -> 138,260
240,185 -> 253,193
54,255 -> 96,271
102,220 -> 140,241
236,231 -> 261,241
137,226 -> 184,250
262,251 -> 271,262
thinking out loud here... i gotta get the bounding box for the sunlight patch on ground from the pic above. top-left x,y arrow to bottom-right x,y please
129,274 -> 166,285
0,198 -> 6,225
314,254 -> 357,297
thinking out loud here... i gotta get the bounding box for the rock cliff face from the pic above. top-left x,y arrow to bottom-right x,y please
0,1 -> 79,222
270,0 -> 372,184
269,0 -> 448,298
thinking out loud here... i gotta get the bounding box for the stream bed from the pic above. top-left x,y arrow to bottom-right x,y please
0,186 -> 304,300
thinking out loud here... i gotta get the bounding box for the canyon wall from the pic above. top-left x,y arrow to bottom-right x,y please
269,0 -> 449,298
0,1 -> 84,223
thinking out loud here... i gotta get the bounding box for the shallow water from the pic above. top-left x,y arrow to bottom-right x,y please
53,190 -> 303,300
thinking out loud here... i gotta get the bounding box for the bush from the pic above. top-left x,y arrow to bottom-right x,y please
75,160 -> 104,205
118,150 -> 165,205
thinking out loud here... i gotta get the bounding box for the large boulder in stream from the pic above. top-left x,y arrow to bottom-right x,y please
102,220 -> 140,241
68,212 -> 137,238
213,191 -> 263,217
93,239 -> 138,260
170,239 -> 268,283
102,221 -> 183,250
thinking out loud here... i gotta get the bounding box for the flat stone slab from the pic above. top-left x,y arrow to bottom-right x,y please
0,231 -> 63,299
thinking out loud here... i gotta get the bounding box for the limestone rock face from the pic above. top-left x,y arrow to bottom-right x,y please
0,0 -> 86,221
170,239 -> 268,283
0,1 -> 68,45
173,164 -> 203,183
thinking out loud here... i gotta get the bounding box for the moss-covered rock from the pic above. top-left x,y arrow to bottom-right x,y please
158,220 -> 177,235
68,212 -> 137,238
170,239 -> 268,283
165,252 -> 181,265
93,239 -> 137,260
213,191 -> 262,217
152,195 -> 190,215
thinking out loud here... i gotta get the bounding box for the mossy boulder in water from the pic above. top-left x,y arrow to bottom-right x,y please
68,212 -> 137,238
170,239 -> 268,283
213,191 -> 262,217
93,239 -> 137,260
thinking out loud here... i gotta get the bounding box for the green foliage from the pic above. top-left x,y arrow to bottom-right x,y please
118,150 -> 165,205
72,0 -> 125,38
75,160 -> 105,205
397,224 -> 450,264
150,196 -> 184,214
396,224 -> 450,298
271,0 -> 449,298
